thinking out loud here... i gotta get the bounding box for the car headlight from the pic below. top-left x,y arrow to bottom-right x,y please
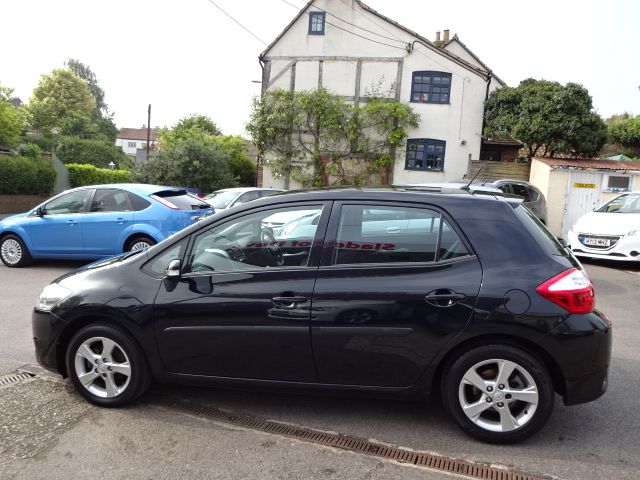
626,229 -> 640,236
36,284 -> 72,312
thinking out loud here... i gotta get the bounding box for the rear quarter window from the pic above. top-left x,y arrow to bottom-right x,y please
513,204 -> 566,257
127,192 -> 152,211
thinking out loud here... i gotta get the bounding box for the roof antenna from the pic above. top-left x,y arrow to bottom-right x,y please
461,165 -> 484,192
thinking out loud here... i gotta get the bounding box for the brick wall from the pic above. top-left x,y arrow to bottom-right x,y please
0,195 -> 49,215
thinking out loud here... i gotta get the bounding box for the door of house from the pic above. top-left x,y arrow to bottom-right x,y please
562,171 -> 603,239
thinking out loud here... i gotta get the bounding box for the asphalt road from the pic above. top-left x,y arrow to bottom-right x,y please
1,258 -> 639,479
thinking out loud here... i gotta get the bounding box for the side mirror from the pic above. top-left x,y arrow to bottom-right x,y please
164,259 -> 182,279
36,207 -> 45,217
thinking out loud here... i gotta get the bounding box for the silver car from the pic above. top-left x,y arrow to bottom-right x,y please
204,187 -> 284,211
487,180 -> 547,225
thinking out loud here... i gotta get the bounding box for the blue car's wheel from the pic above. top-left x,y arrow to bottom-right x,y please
0,234 -> 32,268
125,235 -> 156,252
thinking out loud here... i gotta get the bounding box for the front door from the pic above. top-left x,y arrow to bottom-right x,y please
28,189 -> 89,254
153,202 -> 330,382
310,202 -> 482,387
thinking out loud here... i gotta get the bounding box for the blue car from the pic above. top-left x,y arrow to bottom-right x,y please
0,184 -> 214,267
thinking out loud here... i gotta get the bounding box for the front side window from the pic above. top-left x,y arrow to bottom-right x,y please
90,189 -> 131,212
142,239 -> 188,277
309,11 -> 326,35
332,205 -> 468,265
405,139 -> 446,171
411,71 -> 451,104
186,205 -> 323,273
44,190 -> 88,215
234,191 -> 260,206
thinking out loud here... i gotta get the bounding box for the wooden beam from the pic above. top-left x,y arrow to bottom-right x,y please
354,60 -> 362,107
265,56 -> 403,62
267,60 -> 296,89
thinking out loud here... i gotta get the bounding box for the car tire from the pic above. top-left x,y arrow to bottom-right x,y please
66,323 -> 151,407
125,235 -> 156,252
0,234 -> 32,268
442,344 -> 554,444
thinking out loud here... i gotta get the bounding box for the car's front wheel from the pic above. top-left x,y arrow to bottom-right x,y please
66,324 -> 151,407
442,345 -> 554,443
0,234 -> 32,267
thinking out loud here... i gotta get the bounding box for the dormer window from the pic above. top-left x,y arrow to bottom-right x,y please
309,12 -> 326,35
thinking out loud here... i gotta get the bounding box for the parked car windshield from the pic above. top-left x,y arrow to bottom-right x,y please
596,193 -> 640,213
204,190 -> 239,209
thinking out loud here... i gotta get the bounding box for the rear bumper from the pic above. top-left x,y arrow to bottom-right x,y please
545,309 -> 612,406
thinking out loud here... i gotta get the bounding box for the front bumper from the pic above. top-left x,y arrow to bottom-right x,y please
568,229 -> 640,261
32,309 -> 67,375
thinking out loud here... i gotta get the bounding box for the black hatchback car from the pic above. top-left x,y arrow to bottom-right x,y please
32,187 -> 611,443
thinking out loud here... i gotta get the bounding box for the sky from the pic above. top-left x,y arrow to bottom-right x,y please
2,0 -> 639,137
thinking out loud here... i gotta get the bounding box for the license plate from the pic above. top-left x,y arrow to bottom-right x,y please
584,238 -> 610,247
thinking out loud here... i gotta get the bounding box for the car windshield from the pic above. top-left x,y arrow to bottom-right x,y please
205,190 -> 239,209
596,193 -> 640,213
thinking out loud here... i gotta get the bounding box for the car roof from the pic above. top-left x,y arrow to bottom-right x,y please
213,187 -> 284,193
68,184 -> 182,196
397,182 -> 504,194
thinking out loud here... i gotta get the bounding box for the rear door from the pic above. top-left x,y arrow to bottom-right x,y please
82,188 -> 134,255
310,201 -> 482,387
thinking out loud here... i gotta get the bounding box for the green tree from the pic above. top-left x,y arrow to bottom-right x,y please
0,84 -> 25,147
607,113 -> 640,158
28,69 -> 95,136
135,136 -> 236,192
484,79 -> 607,159
212,136 -> 256,186
247,87 -> 419,187
160,114 -> 222,148
66,58 -> 118,142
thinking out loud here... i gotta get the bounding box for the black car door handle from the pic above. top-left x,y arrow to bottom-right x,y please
272,296 -> 308,309
425,290 -> 466,308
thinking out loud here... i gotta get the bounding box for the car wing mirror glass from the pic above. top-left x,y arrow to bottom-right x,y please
164,259 -> 182,279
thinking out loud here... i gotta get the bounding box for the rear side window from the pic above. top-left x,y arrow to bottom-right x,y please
152,191 -> 211,210
333,205 -> 469,265
513,204 -> 566,256
90,189 -> 131,212
127,192 -> 152,211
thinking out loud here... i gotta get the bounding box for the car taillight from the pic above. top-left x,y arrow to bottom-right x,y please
536,268 -> 594,314
150,194 -> 179,210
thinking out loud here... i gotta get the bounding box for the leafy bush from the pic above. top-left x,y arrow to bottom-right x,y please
17,143 -> 43,160
56,137 -> 132,170
0,156 -> 55,195
67,163 -> 132,187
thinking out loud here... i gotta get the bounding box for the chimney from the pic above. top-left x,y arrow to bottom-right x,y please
443,29 -> 450,42
435,31 -> 441,43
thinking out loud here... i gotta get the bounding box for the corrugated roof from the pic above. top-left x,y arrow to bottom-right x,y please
534,157 -> 640,171
117,128 -> 160,141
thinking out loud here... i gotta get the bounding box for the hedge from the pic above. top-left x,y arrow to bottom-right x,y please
56,137 -> 132,170
67,163 -> 133,188
0,156 -> 56,195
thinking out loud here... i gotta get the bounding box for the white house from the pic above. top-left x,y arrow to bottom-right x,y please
115,127 -> 160,159
258,0 -> 504,189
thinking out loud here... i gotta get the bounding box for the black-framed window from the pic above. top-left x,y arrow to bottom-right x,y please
411,71 -> 451,104
308,11 -> 325,35
405,139 -> 446,171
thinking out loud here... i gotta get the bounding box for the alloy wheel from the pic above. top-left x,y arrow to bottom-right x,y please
458,358 -> 539,432
1,238 -> 22,265
73,336 -> 132,398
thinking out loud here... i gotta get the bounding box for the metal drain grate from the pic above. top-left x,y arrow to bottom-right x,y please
0,371 -> 35,387
156,398 -> 549,480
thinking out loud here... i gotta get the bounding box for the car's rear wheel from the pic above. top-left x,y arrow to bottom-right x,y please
442,345 -> 554,443
66,324 -> 151,407
125,235 -> 156,252
0,234 -> 32,267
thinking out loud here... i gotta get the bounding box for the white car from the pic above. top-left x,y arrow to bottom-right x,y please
204,187 -> 283,211
568,192 -> 640,262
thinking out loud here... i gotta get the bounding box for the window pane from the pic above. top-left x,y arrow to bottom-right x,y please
143,239 -> 187,277
608,176 -> 630,190
439,219 -> 469,260
90,189 -> 131,212
334,205 -> 440,265
45,190 -> 88,215
187,205 -> 323,273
